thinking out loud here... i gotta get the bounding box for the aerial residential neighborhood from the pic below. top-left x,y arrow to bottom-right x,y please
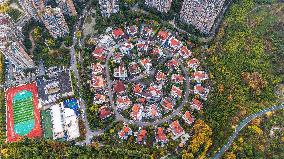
0,0 -> 283,158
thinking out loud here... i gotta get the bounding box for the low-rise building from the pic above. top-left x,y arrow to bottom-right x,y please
147,84 -> 162,99
91,75 -> 106,89
156,127 -> 168,145
157,30 -> 170,45
161,98 -> 174,111
112,28 -> 125,40
50,104 -> 65,139
156,71 -> 166,83
147,104 -> 162,119
116,95 -> 132,110
114,65 -> 128,79
171,74 -> 184,84
171,85 -> 182,98
118,124 -> 132,140
168,37 -> 182,51
120,41 -> 134,55
92,47 -> 107,61
178,46 -> 192,59
140,25 -> 154,39
94,94 -> 108,104
91,63 -> 105,75
129,62 -> 142,75
37,69 -> 74,107
191,98 -> 203,110
126,25 -> 138,37
136,128 -> 147,144
182,111 -> 194,125
99,106 -> 113,119
166,59 -> 179,69
131,104 -> 143,121
194,84 -> 209,100
50,102 -> 80,141
187,58 -> 200,70
169,120 -> 185,140
113,80 -> 126,94
133,83 -> 144,95
63,106 -> 80,141
192,71 -> 209,83
151,47 -> 164,58
140,58 -> 152,74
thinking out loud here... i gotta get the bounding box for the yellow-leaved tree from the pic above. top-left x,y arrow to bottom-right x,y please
188,119 -> 213,158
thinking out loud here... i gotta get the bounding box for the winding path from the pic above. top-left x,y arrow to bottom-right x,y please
212,103 -> 284,159
29,31 -> 35,54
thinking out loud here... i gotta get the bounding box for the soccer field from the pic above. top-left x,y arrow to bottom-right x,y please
13,90 -> 35,136
6,82 -> 42,142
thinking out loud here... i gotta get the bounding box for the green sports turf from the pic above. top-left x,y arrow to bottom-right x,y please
12,90 -> 35,136
41,110 -> 53,139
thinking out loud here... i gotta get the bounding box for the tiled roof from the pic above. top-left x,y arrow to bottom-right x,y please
99,106 -> 112,119
112,28 -> 125,38
113,81 -> 126,94
169,37 -> 181,47
156,71 -> 166,81
92,76 -> 105,88
194,85 -> 206,93
170,120 -> 184,136
187,58 -> 200,68
179,46 -> 192,58
133,84 -> 143,94
161,98 -> 173,110
137,129 -> 147,143
157,30 -> 169,41
171,86 -> 182,97
183,111 -> 194,124
156,127 -> 167,142
192,71 -> 208,80
192,98 -> 202,110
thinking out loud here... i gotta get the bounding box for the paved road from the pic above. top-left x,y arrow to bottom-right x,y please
212,103 -> 284,159
15,14 -> 31,29
69,1 -> 103,145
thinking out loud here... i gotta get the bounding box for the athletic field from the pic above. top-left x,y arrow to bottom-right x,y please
6,83 -> 42,142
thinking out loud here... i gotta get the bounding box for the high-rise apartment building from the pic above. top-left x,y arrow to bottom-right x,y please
19,0 -> 76,38
0,14 -> 35,69
40,7 -> 69,38
99,0 -> 119,17
18,0 -> 45,19
57,0 -> 77,16
179,0 -> 226,34
145,0 -> 173,13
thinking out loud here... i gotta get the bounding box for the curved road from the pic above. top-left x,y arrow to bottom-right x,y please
105,51 -> 191,126
212,103 -> 284,159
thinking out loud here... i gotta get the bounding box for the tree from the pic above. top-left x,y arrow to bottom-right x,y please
33,27 -> 41,41
241,72 -> 268,95
46,38 -> 55,47
188,120 -> 212,158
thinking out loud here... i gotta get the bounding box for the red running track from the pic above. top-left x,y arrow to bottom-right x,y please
5,82 -> 42,142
